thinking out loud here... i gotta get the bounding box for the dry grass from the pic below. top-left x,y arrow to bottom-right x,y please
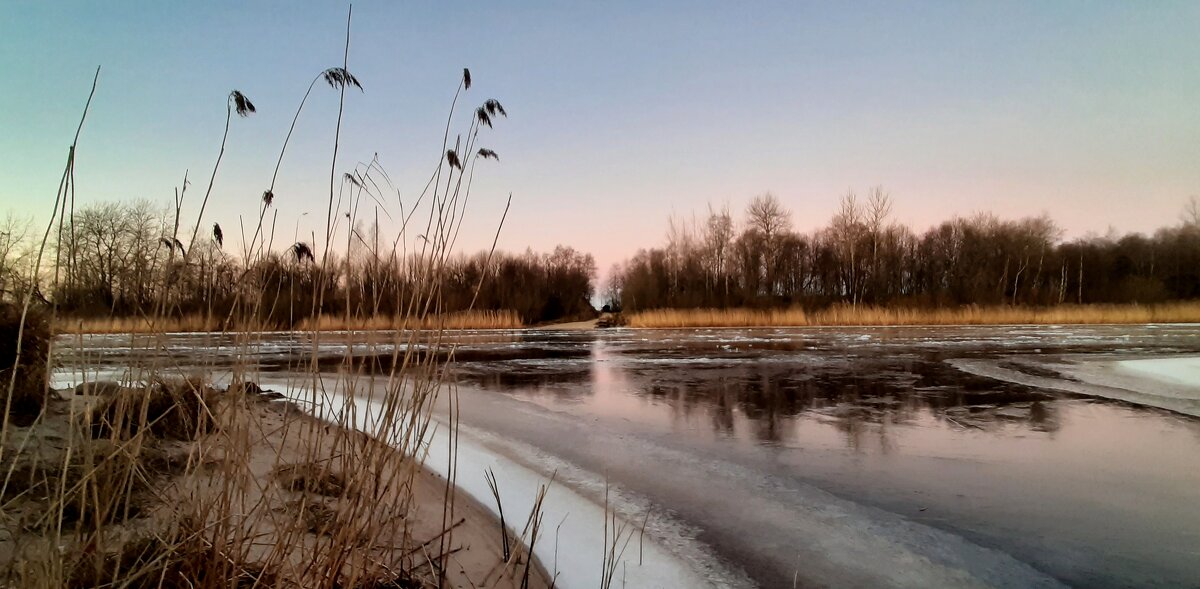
56,315 -> 235,334
296,310 -> 523,331
627,301 -> 1200,328
626,307 -> 810,328
3,375 -> 548,588
3,17 -> 549,587
56,310 -> 523,334
88,378 -> 219,441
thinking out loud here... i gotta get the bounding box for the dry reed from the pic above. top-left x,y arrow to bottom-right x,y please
627,301 -> 1200,328
56,309 -> 523,334
297,310 -> 522,331
2,9 -> 547,586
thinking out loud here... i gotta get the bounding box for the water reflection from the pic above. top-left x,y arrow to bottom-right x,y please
461,337 -> 1067,450
56,324 -> 1195,452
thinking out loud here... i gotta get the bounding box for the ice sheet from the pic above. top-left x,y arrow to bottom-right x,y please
1114,357 -> 1200,388
280,381 -> 1067,589
279,384 -> 720,589
950,356 -> 1200,417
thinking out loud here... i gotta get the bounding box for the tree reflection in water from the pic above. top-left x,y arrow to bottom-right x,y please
457,339 -> 1064,450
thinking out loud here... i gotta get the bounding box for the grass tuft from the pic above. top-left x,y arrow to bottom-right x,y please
274,462 -> 348,498
89,378 -> 218,441
1,301 -> 51,426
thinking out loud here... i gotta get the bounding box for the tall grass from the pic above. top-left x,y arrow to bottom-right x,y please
2,8 -> 547,588
627,301 -> 1200,328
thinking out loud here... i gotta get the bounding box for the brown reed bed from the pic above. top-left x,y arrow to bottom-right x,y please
626,301 -> 1200,328
55,309 -> 523,334
627,307 -> 811,328
55,314 -> 238,335
296,310 -> 523,331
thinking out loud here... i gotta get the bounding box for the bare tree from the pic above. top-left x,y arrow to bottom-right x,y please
603,263 -> 623,310
704,204 -> 735,300
866,186 -> 893,302
746,193 -> 791,241
746,193 -> 791,296
830,191 -> 863,303
1183,195 -> 1200,228
0,214 -> 32,300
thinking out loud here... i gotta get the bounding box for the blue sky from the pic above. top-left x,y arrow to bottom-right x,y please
2,1 -> 1198,273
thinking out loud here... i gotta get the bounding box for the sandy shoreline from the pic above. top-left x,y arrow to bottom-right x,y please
0,383 -> 551,588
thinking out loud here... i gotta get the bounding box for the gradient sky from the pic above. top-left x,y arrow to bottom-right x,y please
2,1 -> 1198,277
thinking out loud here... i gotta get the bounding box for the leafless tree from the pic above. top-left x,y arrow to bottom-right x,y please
0,214 -> 33,300
1183,196 -> 1200,228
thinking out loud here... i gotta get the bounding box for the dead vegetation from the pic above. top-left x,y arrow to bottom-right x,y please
2,9 -> 552,587
56,310 -> 525,335
88,378 -> 219,441
1,303 -> 51,427
627,301 -> 1200,328
274,462 -> 348,498
2,377 -> 547,588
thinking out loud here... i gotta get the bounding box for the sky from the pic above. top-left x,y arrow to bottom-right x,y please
2,1 -> 1198,279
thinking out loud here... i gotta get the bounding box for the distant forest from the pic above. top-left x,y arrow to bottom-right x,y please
3,191 -> 1199,328
607,190 -> 1200,312
0,201 -> 597,327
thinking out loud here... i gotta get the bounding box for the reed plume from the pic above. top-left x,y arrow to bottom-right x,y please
230,90 -> 256,116
290,241 -> 315,263
484,98 -> 506,117
476,107 -> 493,129
183,89 -> 254,262
322,67 -> 363,91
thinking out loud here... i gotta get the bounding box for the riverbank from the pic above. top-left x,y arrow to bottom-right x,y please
0,382 -> 549,587
52,302 -> 1200,335
278,378 -> 723,588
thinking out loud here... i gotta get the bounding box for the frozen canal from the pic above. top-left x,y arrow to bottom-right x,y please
56,324 -> 1200,588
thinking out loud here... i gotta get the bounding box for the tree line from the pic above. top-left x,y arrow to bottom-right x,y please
609,191 -> 1200,311
6,191 -> 1197,325
0,201 -> 596,327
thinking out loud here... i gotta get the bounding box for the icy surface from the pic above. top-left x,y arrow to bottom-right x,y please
278,383 -> 723,589
952,355 -> 1200,417
279,381 -> 1065,589
51,324 -> 1200,587
1114,356 -> 1200,388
